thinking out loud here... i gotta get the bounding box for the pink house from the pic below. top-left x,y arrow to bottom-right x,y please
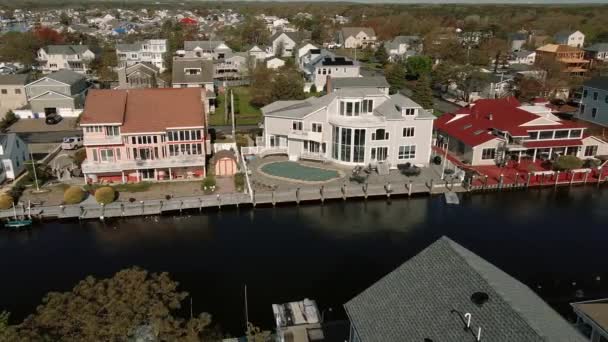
80,88 -> 209,183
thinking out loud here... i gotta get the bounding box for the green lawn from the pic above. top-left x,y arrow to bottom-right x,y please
210,87 -> 262,126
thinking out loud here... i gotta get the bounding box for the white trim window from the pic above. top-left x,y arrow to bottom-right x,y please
100,149 -> 114,162
292,121 -> 303,131
585,145 -> 598,157
371,128 -> 389,141
398,145 -> 416,160
312,123 -> 322,133
404,108 -> 416,116
402,127 -> 415,137
481,148 -> 496,160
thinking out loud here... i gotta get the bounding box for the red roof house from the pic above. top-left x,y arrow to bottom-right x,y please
434,97 -> 607,166
180,17 -> 198,25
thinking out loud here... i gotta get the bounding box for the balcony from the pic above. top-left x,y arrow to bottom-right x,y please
288,129 -> 323,142
82,155 -> 206,174
84,135 -> 123,146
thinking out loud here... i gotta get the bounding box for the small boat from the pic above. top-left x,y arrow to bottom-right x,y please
5,219 -> 32,229
444,192 -> 460,205
4,203 -> 33,229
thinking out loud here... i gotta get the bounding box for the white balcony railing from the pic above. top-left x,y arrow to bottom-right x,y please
288,129 -> 322,142
241,146 -> 287,157
84,135 -> 123,146
82,155 -> 206,174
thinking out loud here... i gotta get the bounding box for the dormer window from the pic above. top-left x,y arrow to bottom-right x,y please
404,108 -> 416,116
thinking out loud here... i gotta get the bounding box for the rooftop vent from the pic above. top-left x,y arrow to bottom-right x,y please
463,124 -> 473,130
487,113 -> 493,121
471,292 -> 489,307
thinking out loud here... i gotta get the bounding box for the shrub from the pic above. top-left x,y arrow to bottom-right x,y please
309,84 -> 317,93
201,175 -> 216,193
234,172 -> 245,192
553,155 -> 583,171
95,186 -> 116,204
0,193 -> 14,209
63,186 -> 86,204
71,149 -> 87,168
433,156 -> 442,165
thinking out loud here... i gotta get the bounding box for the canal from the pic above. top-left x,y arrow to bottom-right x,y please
1,187 -> 608,336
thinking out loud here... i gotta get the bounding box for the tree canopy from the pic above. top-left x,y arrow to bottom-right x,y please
15,267 -> 220,342
405,55 -> 433,80
412,74 -> 434,109
384,63 -> 406,94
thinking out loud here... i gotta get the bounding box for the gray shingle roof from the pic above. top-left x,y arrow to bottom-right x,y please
269,31 -> 311,45
341,27 -> 375,39
0,74 -> 29,85
44,45 -> 92,55
262,96 -> 334,119
172,59 -> 214,85
184,40 -> 230,51
584,77 -> 608,91
116,42 -> 142,52
373,93 -> 434,120
46,69 -> 87,85
331,76 -> 389,90
344,236 -> 586,342
585,43 -> 608,53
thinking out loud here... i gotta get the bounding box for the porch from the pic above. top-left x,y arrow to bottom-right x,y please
88,166 -> 205,184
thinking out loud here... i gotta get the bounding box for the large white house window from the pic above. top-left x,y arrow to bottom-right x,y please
481,148 -> 496,160
398,145 -> 416,160
554,130 -> 569,139
292,121 -> 303,131
362,99 -> 373,113
372,128 -> 389,141
538,131 -> 553,140
332,126 -> 365,162
340,100 -> 363,116
403,127 -> 415,137
105,126 -> 119,136
312,123 -> 322,133
405,108 -> 416,116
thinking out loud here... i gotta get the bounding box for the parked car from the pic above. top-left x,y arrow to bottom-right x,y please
45,113 -> 62,125
61,136 -> 83,150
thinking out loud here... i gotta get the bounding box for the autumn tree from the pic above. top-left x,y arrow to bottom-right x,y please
241,17 -> 270,47
250,64 -> 274,107
59,12 -> 71,26
271,65 -> 305,101
90,45 -> 117,83
412,73 -> 434,109
0,32 -> 40,65
17,267 -> 220,342
514,77 -> 544,102
0,311 -> 18,341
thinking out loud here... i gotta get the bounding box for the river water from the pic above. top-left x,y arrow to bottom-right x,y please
1,187 -> 608,336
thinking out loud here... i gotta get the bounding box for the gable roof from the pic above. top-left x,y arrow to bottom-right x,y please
341,27 -> 375,39
0,74 -> 30,85
43,45 -> 92,55
345,236 -> 586,342
434,97 -> 584,146
554,30 -> 583,42
269,31 -> 311,45
125,62 -> 159,75
172,59 -> 214,85
80,88 -> 204,133
585,43 -> 608,53
184,40 -> 230,51
331,76 -> 389,90
35,69 -> 87,86
584,76 -> 608,91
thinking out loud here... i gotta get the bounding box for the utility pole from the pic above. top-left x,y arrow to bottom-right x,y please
224,81 -> 228,125
231,89 -> 236,138
440,136 -> 450,180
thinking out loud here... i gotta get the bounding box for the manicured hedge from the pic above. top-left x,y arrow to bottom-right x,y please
0,193 -> 14,209
95,186 -> 116,204
63,186 -> 86,204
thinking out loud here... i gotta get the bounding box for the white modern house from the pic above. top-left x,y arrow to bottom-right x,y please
384,36 -> 422,61
554,30 -> 585,48
116,39 -> 167,72
511,50 -> 536,65
269,31 -> 311,57
300,49 -> 360,92
178,41 -> 233,60
0,133 -> 28,183
254,81 -> 435,168
37,45 -> 97,74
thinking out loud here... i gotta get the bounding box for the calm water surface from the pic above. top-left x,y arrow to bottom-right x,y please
1,187 -> 608,335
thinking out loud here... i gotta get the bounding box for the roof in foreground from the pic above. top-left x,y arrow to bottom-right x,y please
584,76 -> 608,91
172,59 -> 214,84
344,236 -> 586,342
331,76 -> 389,89
45,69 -> 87,85
80,88 -> 204,133
572,299 -> 608,331
0,74 -> 29,85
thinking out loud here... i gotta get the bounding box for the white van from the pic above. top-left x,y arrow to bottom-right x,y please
61,137 -> 83,150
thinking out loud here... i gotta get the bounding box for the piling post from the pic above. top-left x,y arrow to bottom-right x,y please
498,174 -> 504,190
341,183 -> 346,201
121,203 -> 125,216
514,172 -> 519,188
295,187 -> 300,205
569,171 -> 575,187
482,175 -> 488,191
253,190 -> 256,208
598,168 -> 603,188
179,200 -> 183,214
526,173 -> 531,188
140,200 -> 145,214
100,203 -> 105,221
199,198 -> 203,212
430,178 -> 435,191
272,190 -> 276,207
385,182 -> 392,199
159,200 -> 163,211
60,205 -> 64,214
363,183 -> 368,199
319,186 -> 324,204
408,180 -> 413,197
584,170 -> 589,185
217,194 -> 222,210
540,174 -> 544,186
555,171 -> 560,189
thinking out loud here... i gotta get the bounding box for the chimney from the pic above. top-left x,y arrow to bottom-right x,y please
326,76 -> 332,94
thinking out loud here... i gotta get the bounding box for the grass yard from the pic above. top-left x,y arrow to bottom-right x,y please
210,87 -> 262,126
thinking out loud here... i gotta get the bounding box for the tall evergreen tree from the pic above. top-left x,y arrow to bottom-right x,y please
374,43 -> 389,65
412,74 -> 434,110
384,63 -> 406,94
